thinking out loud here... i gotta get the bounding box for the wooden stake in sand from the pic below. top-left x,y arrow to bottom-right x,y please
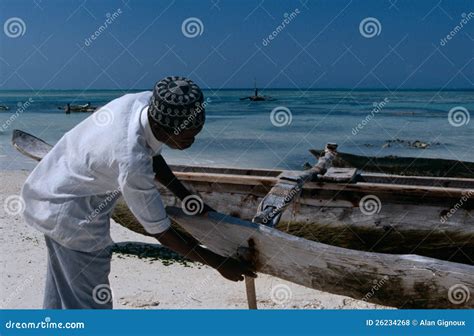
237,243 -> 258,310
245,276 -> 257,309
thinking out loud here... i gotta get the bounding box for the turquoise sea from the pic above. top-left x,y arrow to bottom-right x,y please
0,89 -> 473,170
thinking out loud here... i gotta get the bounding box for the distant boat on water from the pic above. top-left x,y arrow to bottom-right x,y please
57,102 -> 98,113
240,79 -> 274,101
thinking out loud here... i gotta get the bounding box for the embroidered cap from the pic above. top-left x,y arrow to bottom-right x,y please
149,76 -> 205,133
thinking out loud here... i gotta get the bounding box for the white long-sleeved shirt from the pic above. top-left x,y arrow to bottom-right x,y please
21,91 -> 171,252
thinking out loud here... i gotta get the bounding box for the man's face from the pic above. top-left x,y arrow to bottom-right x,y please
156,126 -> 203,150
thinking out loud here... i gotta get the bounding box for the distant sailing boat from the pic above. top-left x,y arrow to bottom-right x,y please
240,79 -> 274,101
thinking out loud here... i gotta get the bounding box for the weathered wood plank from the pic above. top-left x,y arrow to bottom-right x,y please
171,165 -> 474,189
319,167 -> 358,182
174,171 -> 473,200
167,207 -> 474,309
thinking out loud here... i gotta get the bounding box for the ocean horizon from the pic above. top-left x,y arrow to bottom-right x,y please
1,89 -> 473,170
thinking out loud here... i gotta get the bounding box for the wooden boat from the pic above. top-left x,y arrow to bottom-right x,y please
310,149 -> 474,178
240,80 -> 274,101
12,130 -> 474,308
57,103 -> 98,113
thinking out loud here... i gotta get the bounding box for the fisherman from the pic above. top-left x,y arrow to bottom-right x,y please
65,103 -> 70,114
21,76 -> 256,309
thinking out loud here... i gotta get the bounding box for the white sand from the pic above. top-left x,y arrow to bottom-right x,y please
0,170 -> 384,309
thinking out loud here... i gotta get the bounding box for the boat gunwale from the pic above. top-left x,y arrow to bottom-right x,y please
169,166 -> 474,198
169,164 -> 474,183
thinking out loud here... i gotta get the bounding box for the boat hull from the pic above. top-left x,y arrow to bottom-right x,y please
167,207 -> 474,309
112,168 -> 474,265
311,149 -> 474,178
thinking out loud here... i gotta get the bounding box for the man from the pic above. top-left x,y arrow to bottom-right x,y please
21,76 -> 255,309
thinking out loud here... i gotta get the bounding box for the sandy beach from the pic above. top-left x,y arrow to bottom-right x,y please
0,170 -> 385,310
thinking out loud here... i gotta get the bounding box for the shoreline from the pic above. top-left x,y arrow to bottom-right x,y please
0,170 -> 386,309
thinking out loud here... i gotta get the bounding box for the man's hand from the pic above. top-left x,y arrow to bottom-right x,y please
215,258 -> 257,282
156,229 -> 256,282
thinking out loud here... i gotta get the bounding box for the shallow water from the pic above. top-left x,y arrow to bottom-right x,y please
0,89 -> 473,170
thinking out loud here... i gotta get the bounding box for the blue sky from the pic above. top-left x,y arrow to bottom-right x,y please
0,0 -> 473,90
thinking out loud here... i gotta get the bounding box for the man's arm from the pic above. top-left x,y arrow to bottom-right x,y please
153,155 -> 214,212
153,155 -> 192,200
119,158 -> 252,282
155,227 -> 256,282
